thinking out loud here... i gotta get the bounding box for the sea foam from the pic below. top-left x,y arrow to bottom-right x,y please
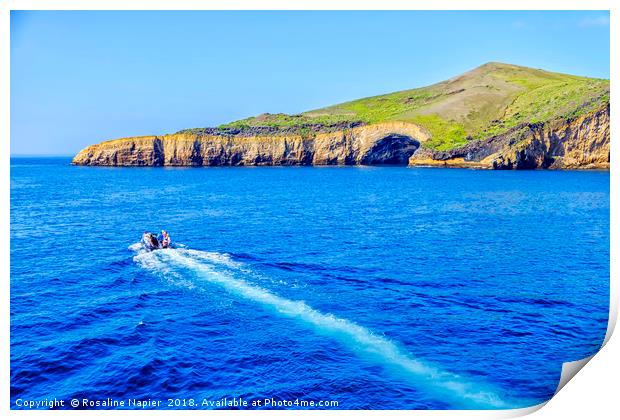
132,245 -> 518,409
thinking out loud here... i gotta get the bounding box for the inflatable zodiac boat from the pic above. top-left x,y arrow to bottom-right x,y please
141,231 -> 171,251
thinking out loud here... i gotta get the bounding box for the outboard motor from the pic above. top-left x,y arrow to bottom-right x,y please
141,232 -> 160,251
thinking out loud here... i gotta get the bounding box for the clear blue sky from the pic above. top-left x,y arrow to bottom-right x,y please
11,10 -> 610,156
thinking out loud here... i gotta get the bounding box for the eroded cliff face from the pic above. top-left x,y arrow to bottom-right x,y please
72,107 -> 609,169
72,122 -> 430,167
408,105 -> 610,170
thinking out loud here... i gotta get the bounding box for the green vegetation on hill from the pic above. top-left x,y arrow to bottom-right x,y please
190,63 -> 609,151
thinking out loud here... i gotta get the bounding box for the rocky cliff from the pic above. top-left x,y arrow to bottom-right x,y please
72,106 -> 609,169
72,122 -> 431,167
408,105 -> 610,169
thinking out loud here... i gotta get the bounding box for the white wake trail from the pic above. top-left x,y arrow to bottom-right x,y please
132,245 -> 518,409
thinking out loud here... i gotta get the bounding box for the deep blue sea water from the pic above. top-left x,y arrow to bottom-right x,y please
10,157 -> 609,410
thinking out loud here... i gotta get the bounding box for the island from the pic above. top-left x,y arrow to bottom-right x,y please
72,62 -> 610,170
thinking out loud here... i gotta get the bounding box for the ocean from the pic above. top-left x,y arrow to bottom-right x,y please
10,157 -> 610,409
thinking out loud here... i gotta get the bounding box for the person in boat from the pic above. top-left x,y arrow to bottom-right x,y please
159,230 -> 171,249
142,232 -> 160,251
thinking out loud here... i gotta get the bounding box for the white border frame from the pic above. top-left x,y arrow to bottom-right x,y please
2,1 -> 616,419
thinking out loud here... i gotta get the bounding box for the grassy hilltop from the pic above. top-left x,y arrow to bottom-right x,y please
179,62 -> 609,151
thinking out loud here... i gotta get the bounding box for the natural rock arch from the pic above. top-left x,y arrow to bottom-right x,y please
360,134 -> 421,165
